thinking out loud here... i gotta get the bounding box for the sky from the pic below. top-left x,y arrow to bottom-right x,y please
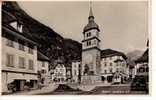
18,1 -> 149,53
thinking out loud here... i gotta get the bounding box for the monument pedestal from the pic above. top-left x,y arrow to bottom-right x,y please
81,75 -> 101,85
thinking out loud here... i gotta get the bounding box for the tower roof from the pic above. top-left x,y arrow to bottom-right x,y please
89,5 -> 94,18
83,2 -> 100,33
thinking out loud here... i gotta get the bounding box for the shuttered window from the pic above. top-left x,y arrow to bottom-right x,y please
19,57 -> 25,68
29,60 -> 34,70
6,54 -> 14,67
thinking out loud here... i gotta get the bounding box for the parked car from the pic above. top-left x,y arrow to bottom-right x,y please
131,75 -> 148,92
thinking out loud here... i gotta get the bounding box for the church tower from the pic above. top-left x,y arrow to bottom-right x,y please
81,2 -> 101,84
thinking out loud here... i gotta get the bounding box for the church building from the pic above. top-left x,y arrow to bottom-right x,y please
71,3 -> 128,85
81,4 -> 101,84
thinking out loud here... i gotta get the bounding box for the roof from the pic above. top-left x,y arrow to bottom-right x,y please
2,25 -> 37,45
55,59 -> 64,64
135,49 -> 148,63
2,9 -> 17,24
83,22 -> 100,33
114,59 -> 124,63
83,5 -> 100,33
37,52 -> 50,62
101,49 -> 127,60
2,9 -> 37,46
71,59 -> 81,62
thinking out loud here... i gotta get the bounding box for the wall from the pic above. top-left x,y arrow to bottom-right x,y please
2,37 -> 38,93
100,55 -> 127,74
72,62 -> 80,82
2,37 -> 37,74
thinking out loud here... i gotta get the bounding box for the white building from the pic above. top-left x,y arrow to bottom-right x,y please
2,10 -> 38,93
100,49 -> 128,84
53,60 -> 66,84
37,52 -> 50,85
71,60 -> 81,83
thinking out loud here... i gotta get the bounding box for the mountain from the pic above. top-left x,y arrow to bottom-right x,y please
2,1 -> 82,69
126,50 -> 144,61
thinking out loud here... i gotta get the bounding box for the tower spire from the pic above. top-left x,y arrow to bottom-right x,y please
89,1 -> 93,17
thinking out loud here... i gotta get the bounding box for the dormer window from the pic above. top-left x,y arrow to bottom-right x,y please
10,21 -> 23,33
10,21 -> 17,30
17,24 -> 23,33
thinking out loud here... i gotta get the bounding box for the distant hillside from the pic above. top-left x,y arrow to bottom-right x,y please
126,50 -> 144,61
2,1 -> 82,69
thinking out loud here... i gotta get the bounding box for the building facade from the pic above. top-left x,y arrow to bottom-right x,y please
71,60 -> 81,83
53,60 -> 66,84
37,52 -> 50,85
2,10 -> 38,93
100,49 -> 128,84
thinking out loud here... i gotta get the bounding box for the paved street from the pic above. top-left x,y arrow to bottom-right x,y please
4,83 -> 148,95
37,84 -> 148,95
10,83 -> 59,95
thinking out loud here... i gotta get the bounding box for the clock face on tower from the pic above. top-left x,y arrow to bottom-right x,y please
84,54 -> 93,64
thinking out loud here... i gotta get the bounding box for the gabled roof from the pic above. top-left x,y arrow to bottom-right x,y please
2,9 -> 37,46
2,25 -> 37,45
135,49 -> 148,63
2,9 -> 17,24
37,52 -> 50,62
83,3 -> 100,33
101,49 -> 127,60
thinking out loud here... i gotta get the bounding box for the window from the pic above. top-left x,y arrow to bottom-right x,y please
42,62 -> 45,67
19,57 -> 25,68
28,48 -> 33,54
94,40 -> 96,45
6,39 -> 14,47
116,68 -> 119,72
104,62 -> 107,66
18,40 -> 25,51
86,33 -> 88,37
79,64 -> 81,68
74,70 -> 77,75
87,41 -> 91,46
116,62 -> 118,66
110,63 -> 112,66
110,68 -> 112,73
19,43 -> 25,51
138,67 -> 145,73
6,54 -> 14,67
41,69 -> 46,74
122,63 -> 125,67
117,56 -> 120,59
104,70 -> 107,73
88,32 -> 91,37
28,44 -> 34,54
29,60 -> 33,70
110,57 -> 112,60
86,32 -> 91,37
